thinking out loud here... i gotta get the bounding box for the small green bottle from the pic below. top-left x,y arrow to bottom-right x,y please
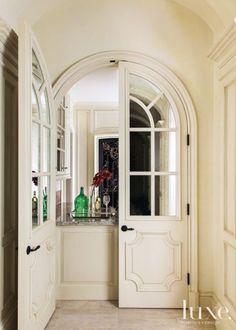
74,187 -> 88,217
43,187 -> 47,221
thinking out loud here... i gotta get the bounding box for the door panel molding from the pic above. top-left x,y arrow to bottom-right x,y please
126,231 -> 181,292
30,240 -> 54,320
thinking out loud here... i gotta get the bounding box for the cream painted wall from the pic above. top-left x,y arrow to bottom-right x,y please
208,22 -> 236,329
31,0 -> 213,84
69,67 -> 119,105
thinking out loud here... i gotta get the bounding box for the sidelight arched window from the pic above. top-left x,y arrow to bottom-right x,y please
31,50 -> 52,227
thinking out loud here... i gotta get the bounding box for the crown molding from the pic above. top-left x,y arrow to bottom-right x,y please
208,20 -> 236,67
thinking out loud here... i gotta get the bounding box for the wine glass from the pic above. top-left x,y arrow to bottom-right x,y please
103,194 -> 110,217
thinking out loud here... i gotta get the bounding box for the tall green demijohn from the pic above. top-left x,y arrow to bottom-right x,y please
74,187 -> 88,217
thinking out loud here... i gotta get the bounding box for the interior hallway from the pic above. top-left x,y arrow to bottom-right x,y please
45,300 -> 216,330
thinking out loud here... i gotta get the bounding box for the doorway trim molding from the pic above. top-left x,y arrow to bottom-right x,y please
52,50 -> 198,307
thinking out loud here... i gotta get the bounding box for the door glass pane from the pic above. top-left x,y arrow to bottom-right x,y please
155,132 -> 176,172
61,106 -> 65,128
130,176 -> 151,215
40,89 -> 50,124
155,175 -> 177,216
130,132 -> 151,171
57,150 -> 61,171
32,122 -> 40,172
130,74 -> 162,107
32,50 -> 44,89
42,176 -> 50,222
57,105 -> 61,126
57,104 -> 65,128
32,87 -> 39,120
150,95 -> 176,128
32,177 -> 40,228
43,127 -> 50,172
130,100 -> 150,127
57,128 -> 65,150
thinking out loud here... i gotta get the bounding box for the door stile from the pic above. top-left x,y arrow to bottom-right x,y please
18,21 -> 33,329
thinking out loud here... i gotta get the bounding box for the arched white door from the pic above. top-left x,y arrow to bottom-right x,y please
18,21 -> 56,329
119,61 -> 188,307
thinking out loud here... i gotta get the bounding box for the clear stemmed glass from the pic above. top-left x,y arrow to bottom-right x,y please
103,194 -> 110,217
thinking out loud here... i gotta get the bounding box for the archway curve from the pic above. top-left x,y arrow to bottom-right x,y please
53,50 -> 199,307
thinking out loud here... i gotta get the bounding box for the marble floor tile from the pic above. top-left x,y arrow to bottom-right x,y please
45,301 -> 216,330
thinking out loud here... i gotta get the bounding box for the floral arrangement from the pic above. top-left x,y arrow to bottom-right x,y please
92,169 -> 112,187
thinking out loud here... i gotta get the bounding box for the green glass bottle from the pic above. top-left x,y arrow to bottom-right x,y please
74,187 -> 88,217
43,187 -> 48,221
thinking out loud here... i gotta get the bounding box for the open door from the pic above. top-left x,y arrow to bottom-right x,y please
18,21 -> 56,329
119,62 -> 188,307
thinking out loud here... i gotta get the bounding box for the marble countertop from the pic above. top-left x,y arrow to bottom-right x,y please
56,204 -> 118,226
56,217 -> 118,226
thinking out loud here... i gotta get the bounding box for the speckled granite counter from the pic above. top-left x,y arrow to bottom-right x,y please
56,216 -> 118,226
56,204 -> 118,226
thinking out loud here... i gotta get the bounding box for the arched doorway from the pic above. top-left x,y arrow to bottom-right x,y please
53,51 -> 198,307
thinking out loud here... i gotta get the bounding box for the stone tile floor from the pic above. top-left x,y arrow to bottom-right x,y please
45,300 -> 216,330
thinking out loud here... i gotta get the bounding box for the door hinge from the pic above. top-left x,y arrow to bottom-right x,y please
187,203 -> 190,215
187,273 -> 190,286
187,134 -> 190,146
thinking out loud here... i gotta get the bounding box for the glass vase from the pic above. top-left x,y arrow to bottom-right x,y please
89,185 -> 95,216
74,186 -> 88,217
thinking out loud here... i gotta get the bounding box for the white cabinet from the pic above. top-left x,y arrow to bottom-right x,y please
56,225 -> 118,300
57,95 -> 72,177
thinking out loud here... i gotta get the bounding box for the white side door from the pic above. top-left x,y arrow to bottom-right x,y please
119,62 -> 188,308
18,21 -> 56,329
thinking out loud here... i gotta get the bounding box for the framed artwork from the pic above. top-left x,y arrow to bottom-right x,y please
95,135 -> 119,210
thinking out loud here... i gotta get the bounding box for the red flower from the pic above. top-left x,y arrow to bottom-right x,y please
92,169 -> 112,187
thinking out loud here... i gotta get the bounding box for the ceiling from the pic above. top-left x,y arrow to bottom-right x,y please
0,0 -> 235,37
173,0 -> 236,35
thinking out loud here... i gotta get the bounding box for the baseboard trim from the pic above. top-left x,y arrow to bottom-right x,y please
199,292 -> 236,330
199,291 -> 216,308
56,283 -> 118,300
213,293 -> 236,330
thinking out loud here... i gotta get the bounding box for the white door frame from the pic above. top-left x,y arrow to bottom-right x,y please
52,50 -> 198,307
